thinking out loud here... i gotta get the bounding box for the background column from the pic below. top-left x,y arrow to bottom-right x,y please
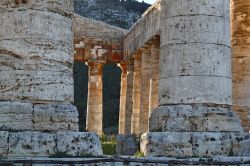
118,62 -> 128,134
231,0 -> 250,132
139,47 -> 151,133
131,54 -> 142,135
86,62 -> 103,135
149,41 -> 160,115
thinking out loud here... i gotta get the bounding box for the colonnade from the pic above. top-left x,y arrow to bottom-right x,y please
84,40 -> 159,136
120,39 -> 160,135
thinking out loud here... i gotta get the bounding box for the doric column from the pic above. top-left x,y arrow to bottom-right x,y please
231,0 -> 250,132
141,0 -> 247,157
86,62 -> 103,135
149,41 -> 160,114
118,62 -> 128,134
131,54 -> 142,135
139,47 -> 151,133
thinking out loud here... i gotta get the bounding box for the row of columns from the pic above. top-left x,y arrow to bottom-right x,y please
121,41 -> 160,135
85,42 -> 160,136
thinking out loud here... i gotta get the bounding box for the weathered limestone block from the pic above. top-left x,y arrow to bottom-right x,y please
9,132 -> 56,157
0,11 -> 72,42
161,0 -> 230,20
231,133 -> 250,156
141,132 -> 193,157
150,105 -> 242,132
0,102 -> 33,131
0,39 -> 73,73
160,44 -> 231,78
159,76 -> 232,105
0,0 -> 74,14
33,103 -> 79,131
0,70 -> 73,102
116,134 -> 138,155
0,131 -> 9,155
162,16 -> 230,46
56,132 -> 103,156
141,132 -> 250,157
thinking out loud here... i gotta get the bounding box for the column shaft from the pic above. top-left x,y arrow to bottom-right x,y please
231,0 -> 250,132
149,43 -> 160,114
139,47 -> 151,133
131,56 -> 141,135
118,62 -> 128,134
86,62 -> 103,135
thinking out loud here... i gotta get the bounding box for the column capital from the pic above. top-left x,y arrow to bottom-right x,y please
87,62 -> 104,75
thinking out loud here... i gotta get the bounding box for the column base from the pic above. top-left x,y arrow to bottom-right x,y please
0,131 -> 103,157
149,105 -> 243,132
116,134 -> 138,155
141,131 -> 250,157
141,104 -> 250,157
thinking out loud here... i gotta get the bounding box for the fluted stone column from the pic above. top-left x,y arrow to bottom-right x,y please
231,0 -> 250,132
131,55 -> 142,135
0,0 -> 103,157
118,62 -> 128,134
86,62 -> 103,135
141,0 -> 249,157
149,42 -> 160,114
0,1 -> 77,130
139,47 -> 151,133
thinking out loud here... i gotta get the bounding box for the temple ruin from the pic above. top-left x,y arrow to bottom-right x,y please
0,0 -> 250,159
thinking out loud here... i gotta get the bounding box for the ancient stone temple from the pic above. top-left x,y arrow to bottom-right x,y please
0,0 -> 250,158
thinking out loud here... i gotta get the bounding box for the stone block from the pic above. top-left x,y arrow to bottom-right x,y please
161,0 -> 230,20
159,76 -> 232,105
33,103 -> 79,131
231,133 -> 250,156
140,132 -> 193,157
0,70 -> 73,102
150,105 -> 242,132
0,38 -> 73,72
9,132 -> 56,157
0,102 -> 33,131
191,132 -> 232,157
160,44 -> 231,78
0,0 -> 74,15
0,10 -> 72,41
116,134 -> 138,155
0,131 -> 9,155
161,15 -> 230,47
56,132 -> 103,156
141,132 -> 250,157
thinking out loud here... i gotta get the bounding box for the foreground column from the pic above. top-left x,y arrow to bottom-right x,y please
231,0 -> 250,132
118,62 -> 128,134
86,62 -> 103,135
141,0 -> 249,157
0,0 -> 102,157
131,54 -> 142,135
139,47 -> 151,133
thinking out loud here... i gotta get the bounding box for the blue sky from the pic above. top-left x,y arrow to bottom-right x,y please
137,0 -> 156,4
